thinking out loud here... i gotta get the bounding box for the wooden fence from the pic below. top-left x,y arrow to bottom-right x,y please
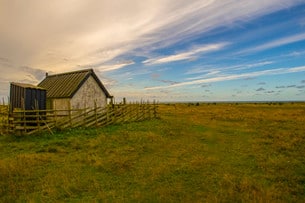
0,105 -> 9,135
8,102 -> 158,135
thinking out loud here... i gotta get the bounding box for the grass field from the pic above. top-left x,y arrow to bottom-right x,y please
0,103 -> 304,202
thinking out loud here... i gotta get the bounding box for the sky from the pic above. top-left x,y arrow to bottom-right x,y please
1,0 -> 305,102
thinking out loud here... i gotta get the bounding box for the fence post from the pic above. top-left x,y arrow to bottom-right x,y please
136,102 -> 139,121
36,110 -> 40,133
153,100 -> 157,118
106,105 -> 109,125
145,100 -> 148,119
110,97 -> 114,108
138,102 -> 141,121
68,106 -> 72,127
94,101 -> 98,126
141,101 -> 145,120
23,110 -> 26,133
54,110 -> 57,128
148,100 -> 151,119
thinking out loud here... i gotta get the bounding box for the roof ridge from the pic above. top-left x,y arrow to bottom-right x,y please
46,68 -> 93,77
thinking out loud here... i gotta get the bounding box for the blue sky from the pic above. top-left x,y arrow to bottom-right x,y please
1,0 -> 305,102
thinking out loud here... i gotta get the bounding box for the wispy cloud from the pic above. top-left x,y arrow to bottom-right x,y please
296,85 -> 305,89
143,43 -> 228,65
21,66 -> 46,81
256,87 -> 265,91
241,32 -> 305,53
145,65 -> 305,90
1,0 -> 300,72
158,80 -> 180,85
284,50 -> 305,57
276,86 -> 285,89
232,61 -> 274,71
95,60 -> 134,72
1,0 -> 304,101
275,84 -> 305,89
185,61 -> 273,77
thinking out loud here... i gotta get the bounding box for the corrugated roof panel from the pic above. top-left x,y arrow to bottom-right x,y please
38,69 -> 112,98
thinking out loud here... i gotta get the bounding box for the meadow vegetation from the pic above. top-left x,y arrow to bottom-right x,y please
0,103 -> 304,202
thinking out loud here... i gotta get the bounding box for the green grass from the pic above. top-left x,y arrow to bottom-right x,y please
0,103 -> 304,202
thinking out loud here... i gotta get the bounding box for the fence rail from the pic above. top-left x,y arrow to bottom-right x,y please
6,102 -> 158,135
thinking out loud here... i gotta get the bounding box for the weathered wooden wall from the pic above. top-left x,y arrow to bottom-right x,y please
51,98 -> 70,111
71,75 -> 107,109
49,75 -> 108,112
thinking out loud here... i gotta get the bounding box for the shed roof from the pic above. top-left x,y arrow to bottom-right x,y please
38,69 -> 112,99
11,82 -> 46,90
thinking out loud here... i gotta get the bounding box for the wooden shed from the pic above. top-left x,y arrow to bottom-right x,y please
9,82 -> 47,113
38,69 -> 112,111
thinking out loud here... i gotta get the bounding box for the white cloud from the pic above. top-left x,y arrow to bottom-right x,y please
145,65 -> 305,90
285,51 -> 305,57
185,61 -> 274,80
0,0 -> 304,99
96,64 -> 132,72
287,66 -> 305,73
136,0 -> 303,51
240,32 -> 305,54
92,61 -> 134,72
143,43 -> 228,65
232,61 -> 274,71
1,0 -> 301,72
0,0 -> 163,72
